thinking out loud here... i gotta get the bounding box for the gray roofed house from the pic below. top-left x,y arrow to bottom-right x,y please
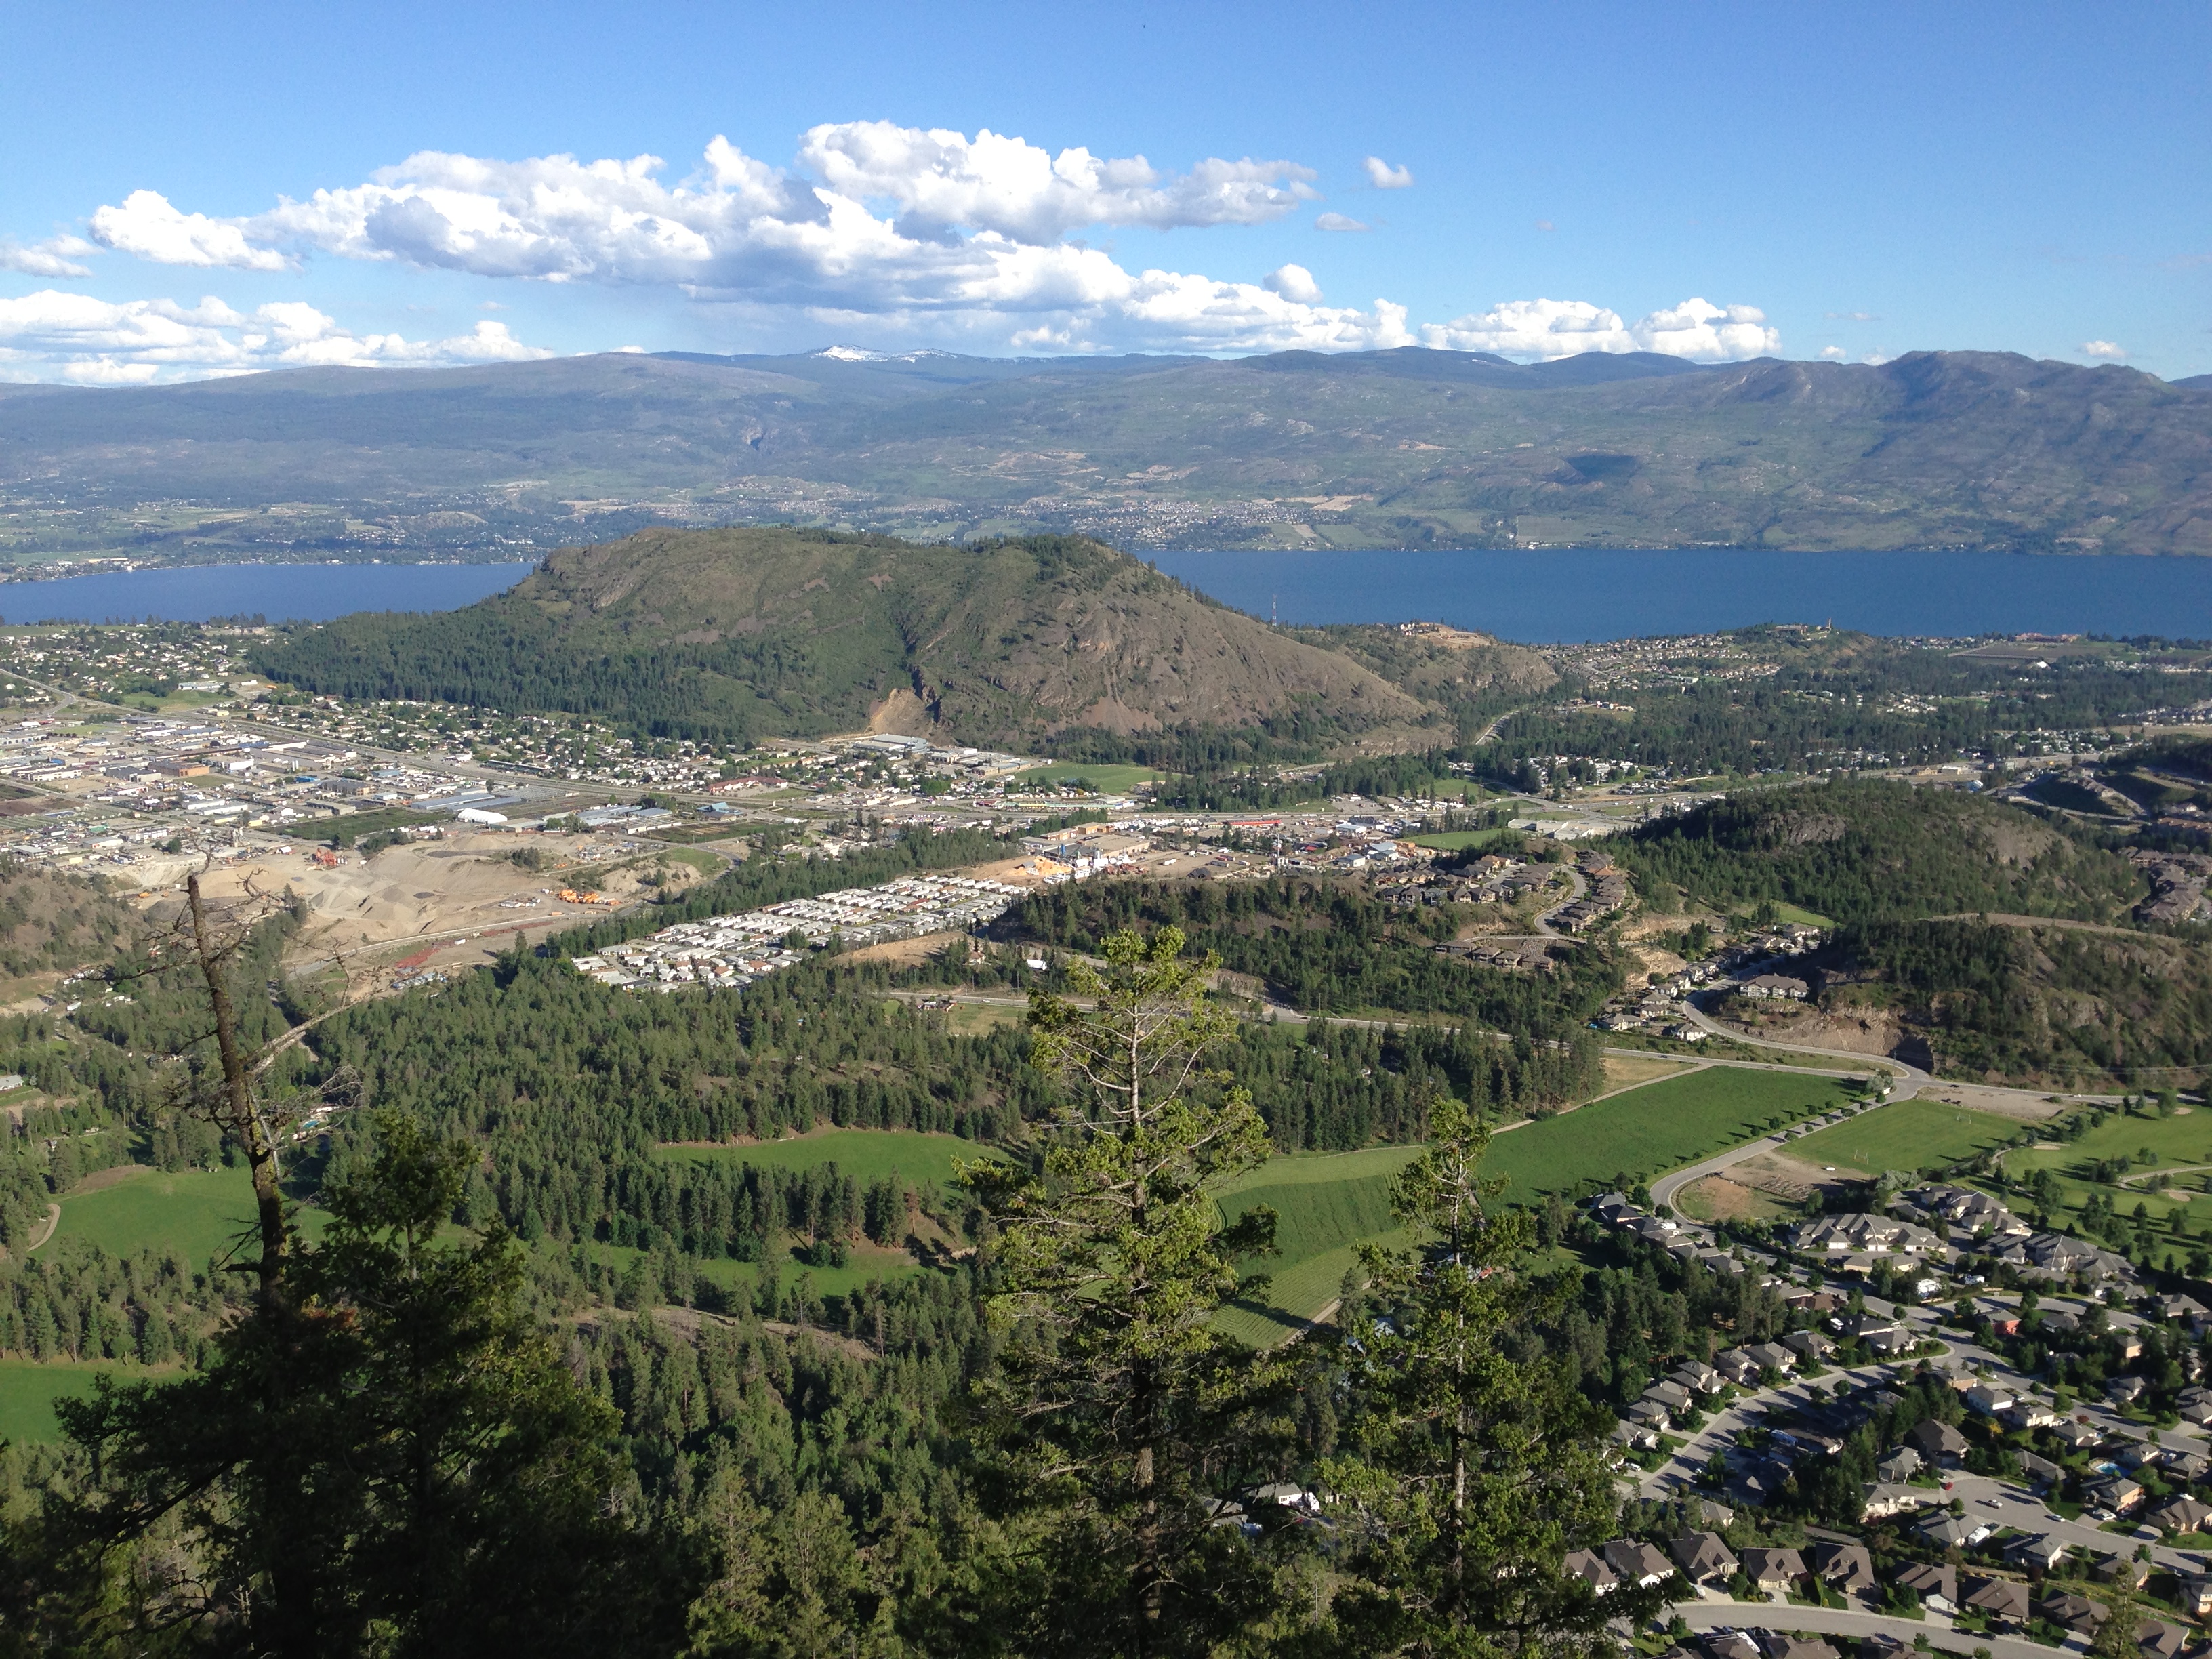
2051,1418 -> 2104,1450
1860,1481 -> 1938,1520
1742,1547 -> 1809,1593
1625,1399 -> 1673,1429
1904,1419 -> 1968,1464
1965,1576 -> 2033,1624
1671,1531 -> 1740,1584
2150,1496 -> 2212,1535
1917,1512 -> 1988,1549
2156,1293 -> 2209,1326
1645,1380 -> 1695,1412
2037,1591 -> 2108,1635
1782,1328 -> 1836,1361
1745,1341 -> 1798,1374
1701,1635 -> 1763,1659
1565,1549 -> 1618,1595
2138,1620 -> 2192,1659
1601,1539 -> 1675,1587
1893,1561 -> 1957,1612
2168,1448 -> 2211,1480
1813,1540 -> 1877,1593
1875,1446 -> 1923,1482
1696,1498 -> 1735,1528
1672,1359 -> 1725,1394
2095,1553 -> 2152,1590
2004,1532 -> 2071,1573
2016,1449 -> 2063,1490
1758,1637 -> 1836,1659
2085,1473 -> 2145,1515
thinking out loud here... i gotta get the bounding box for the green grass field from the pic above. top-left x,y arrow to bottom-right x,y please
45,1168 -> 262,1269
1409,828 -> 1513,853
1011,764 -> 1168,794
1483,1067 -> 1862,1207
654,1128 -> 997,1189
1788,1097 -> 2026,1177
1215,1145 -> 1425,1344
0,1361 -> 160,1444
2003,1107 -> 2212,1227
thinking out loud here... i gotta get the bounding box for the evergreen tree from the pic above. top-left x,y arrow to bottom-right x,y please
962,927 -> 1300,1658
15,1114 -> 693,1657
1319,1099 -> 1631,1659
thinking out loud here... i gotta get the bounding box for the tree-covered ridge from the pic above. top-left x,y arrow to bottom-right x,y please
1010,874 -> 1620,1052
1616,779 -> 2144,924
1828,918 -> 2212,1086
0,862 -> 140,983
252,525 -> 1429,752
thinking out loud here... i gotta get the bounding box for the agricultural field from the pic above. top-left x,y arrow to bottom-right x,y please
654,1126 -> 996,1190
0,1361 -> 145,1445
43,1167 -> 268,1270
1788,1096 -> 2027,1179
1599,1052 -> 1702,1096
1408,827 -> 1513,853
1216,1145 -> 1424,1345
1483,1067 -> 1862,1207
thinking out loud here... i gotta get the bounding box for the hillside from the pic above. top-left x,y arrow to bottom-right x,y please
2,346 -> 2207,560
1616,779 -> 2146,925
252,526 -> 1439,753
0,860 -> 141,984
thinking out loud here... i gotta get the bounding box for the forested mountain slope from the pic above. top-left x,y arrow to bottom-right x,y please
1618,779 -> 2144,924
253,525 -> 1439,753
3,345 -> 2206,558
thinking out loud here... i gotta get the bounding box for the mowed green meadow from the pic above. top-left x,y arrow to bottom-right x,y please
1483,1066 -> 1862,1206
1216,1145 -> 1425,1345
653,1126 -> 996,1189
46,1168 -> 267,1269
0,1361 -> 157,1444
1788,1096 -> 2025,1177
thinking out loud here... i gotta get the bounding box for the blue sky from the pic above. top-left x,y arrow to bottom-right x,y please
2,0 -> 2205,382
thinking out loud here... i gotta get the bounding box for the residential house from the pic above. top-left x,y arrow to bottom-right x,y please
1860,1483 -> 1938,1521
1700,1635 -> 1762,1659
1612,1420 -> 1662,1453
1671,1532 -> 1740,1586
1963,1383 -> 2015,1416
1875,1446 -> 1923,1483
1893,1562 -> 1957,1614
1904,1420 -> 1968,1466
2018,1450 -> 2064,1490
1625,1399 -> 1673,1431
1646,1380 -> 1696,1414
2150,1496 -> 2212,1535
2037,1591 -> 2109,1637
2108,1375 -> 2150,1406
1791,1214 -> 1945,1257
1672,1359 -> 1726,1395
2175,1574 -> 2212,1620
1742,1547 -> 1809,1596
1601,1540 -> 1675,1589
2084,1473 -> 2144,1515
1992,1230 -> 2138,1285
2003,1533 -> 2071,1574
2050,1418 -> 2104,1451
1744,1341 -> 1798,1376
2154,1294 -> 2208,1328
1695,1498 -> 1736,1528
1713,1348 -> 1763,1387
1965,1577 -> 2033,1626
1757,1638 -> 1834,1659
1565,1549 -> 1618,1596
2137,1622 -> 2192,1659
2095,1554 -> 2152,1590
2167,1449 -> 2210,1481
1864,1327 -> 1918,1358
1917,1512 -> 1990,1550
1811,1540 -> 1876,1594
1999,1399 -> 2064,1430
1782,1328 -> 1836,1364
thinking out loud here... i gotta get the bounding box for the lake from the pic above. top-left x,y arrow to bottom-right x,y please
0,561 -> 533,625
3,550 -> 2211,642
1150,548 -> 2212,643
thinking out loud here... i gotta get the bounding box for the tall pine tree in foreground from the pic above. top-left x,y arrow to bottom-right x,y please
1319,1100 -> 1631,1659
963,927 -> 1306,1659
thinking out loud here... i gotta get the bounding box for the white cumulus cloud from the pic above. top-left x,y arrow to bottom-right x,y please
1363,155 -> 1414,189
89,190 -> 291,270
45,123 -> 1786,367
2081,340 -> 2125,359
0,289 -> 552,384
0,234 -> 96,279
1420,296 -> 1778,363
1820,345 -> 1847,361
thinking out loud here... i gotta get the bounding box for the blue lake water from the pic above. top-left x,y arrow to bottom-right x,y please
1150,549 -> 2212,643
0,561 -> 534,625
3,551 -> 2211,643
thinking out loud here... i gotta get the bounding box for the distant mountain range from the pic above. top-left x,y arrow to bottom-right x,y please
3,346 -> 2208,560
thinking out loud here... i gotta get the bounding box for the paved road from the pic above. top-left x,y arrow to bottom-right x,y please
1678,1001 -> 1932,1086
1670,1597 -> 2065,1659
1536,865 -> 1589,937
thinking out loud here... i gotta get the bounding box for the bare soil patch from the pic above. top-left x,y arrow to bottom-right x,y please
1730,1149 -> 1858,1205
848,931 -> 964,967
1602,1052 -> 1701,1094
1677,1175 -> 1797,1224
1912,1084 -> 2067,1122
